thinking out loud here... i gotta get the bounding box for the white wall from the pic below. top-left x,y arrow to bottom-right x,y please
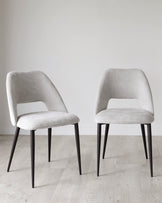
1,0 -> 162,135
0,0 -> 8,134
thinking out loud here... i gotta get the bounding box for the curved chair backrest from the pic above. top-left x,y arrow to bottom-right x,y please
6,71 -> 67,126
96,69 -> 154,114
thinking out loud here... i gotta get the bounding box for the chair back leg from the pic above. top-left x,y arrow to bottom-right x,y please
102,124 -> 110,159
30,130 -> 35,188
97,124 -> 102,176
141,124 -> 148,159
147,124 -> 153,177
48,128 -> 52,162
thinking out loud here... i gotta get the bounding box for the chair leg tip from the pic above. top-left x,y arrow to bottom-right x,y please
78,166 -> 82,174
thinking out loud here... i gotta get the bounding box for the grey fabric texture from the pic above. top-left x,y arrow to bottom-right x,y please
95,69 -> 154,124
95,108 -> 154,124
6,71 -> 79,130
17,111 -> 79,130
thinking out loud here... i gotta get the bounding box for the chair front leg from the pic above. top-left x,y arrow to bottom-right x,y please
74,123 -> 82,175
30,130 -> 35,188
140,124 -> 148,159
48,128 -> 52,162
7,127 -> 20,172
97,123 -> 102,176
102,124 -> 110,159
147,124 -> 153,177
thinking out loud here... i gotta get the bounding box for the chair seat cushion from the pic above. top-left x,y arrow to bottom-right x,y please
17,111 -> 80,130
95,108 -> 154,124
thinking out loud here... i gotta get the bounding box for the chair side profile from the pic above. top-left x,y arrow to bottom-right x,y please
6,71 -> 82,188
95,69 -> 154,177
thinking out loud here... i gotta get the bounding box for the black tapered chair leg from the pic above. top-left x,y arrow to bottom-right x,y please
141,124 -> 148,159
74,123 -> 82,175
97,123 -> 102,176
7,127 -> 20,172
48,128 -> 52,162
102,124 -> 110,159
30,130 -> 35,188
147,124 -> 153,177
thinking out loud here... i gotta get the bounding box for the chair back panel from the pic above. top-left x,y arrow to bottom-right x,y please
96,69 -> 154,114
6,71 -> 67,126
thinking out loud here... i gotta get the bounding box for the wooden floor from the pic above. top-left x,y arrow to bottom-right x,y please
0,134 -> 162,203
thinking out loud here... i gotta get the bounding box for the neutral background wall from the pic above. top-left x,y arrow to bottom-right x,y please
0,0 -> 162,135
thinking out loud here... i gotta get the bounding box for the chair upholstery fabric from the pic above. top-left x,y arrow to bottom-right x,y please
6,71 -> 79,130
95,108 -> 154,124
17,111 -> 79,130
95,69 -> 154,124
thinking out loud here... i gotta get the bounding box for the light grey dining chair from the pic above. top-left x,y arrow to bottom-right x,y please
95,69 -> 154,177
6,71 -> 82,188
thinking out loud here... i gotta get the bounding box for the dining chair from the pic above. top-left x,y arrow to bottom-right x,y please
6,71 -> 82,188
95,69 -> 154,177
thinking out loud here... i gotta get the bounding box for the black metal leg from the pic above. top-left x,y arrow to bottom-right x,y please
102,124 -> 110,159
48,128 -> 52,162
141,124 -> 148,159
97,123 -> 102,176
7,127 -> 20,172
30,130 -> 35,188
74,123 -> 82,175
147,124 -> 153,177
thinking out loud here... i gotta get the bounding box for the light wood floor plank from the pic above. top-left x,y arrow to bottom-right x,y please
0,135 -> 161,202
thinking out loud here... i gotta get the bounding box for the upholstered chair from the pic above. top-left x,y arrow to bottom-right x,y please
95,69 -> 154,177
6,71 -> 82,188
